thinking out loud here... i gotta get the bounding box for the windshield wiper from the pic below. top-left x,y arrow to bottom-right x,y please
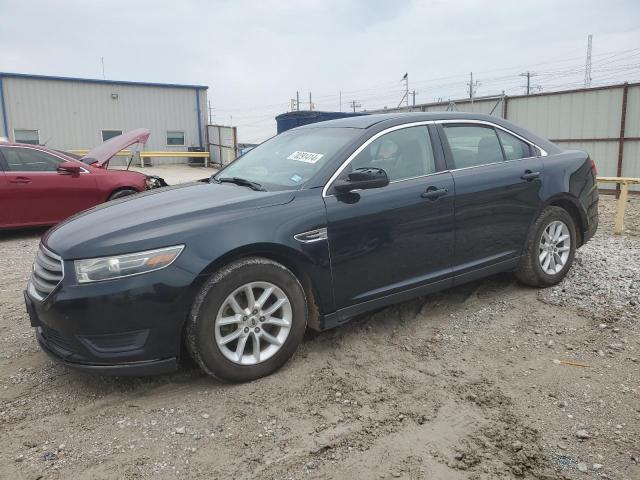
215,176 -> 266,191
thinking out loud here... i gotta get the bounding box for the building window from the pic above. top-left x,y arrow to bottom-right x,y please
14,129 -> 40,145
167,131 -> 185,146
102,130 -> 123,142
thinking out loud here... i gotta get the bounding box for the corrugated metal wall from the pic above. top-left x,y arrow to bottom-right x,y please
208,125 -> 237,166
1,76 -> 207,165
374,83 -> 640,191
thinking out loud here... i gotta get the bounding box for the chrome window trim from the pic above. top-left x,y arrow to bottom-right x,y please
322,121 -> 436,198
443,155 -> 537,174
322,119 -> 547,197
388,170 -> 447,184
435,119 -> 548,157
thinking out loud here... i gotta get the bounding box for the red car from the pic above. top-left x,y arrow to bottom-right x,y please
0,129 -> 156,229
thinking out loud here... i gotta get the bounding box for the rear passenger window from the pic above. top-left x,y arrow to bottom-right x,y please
497,129 -> 532,160
443,125 -> 504,169
350,126 -> 435,182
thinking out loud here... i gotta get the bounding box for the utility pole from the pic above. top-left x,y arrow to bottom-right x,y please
101,57 -> 105,79
584,34 -> 593,87
309,92 -> 313,111
411,90 -> 417,107
349,100 -> 361,113
467,72 -> 480,104
296,91 -> 300,111
339,90 -> 342,112
519,71 -> 537,95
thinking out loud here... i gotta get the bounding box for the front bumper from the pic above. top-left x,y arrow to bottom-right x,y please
36,328 -> 178,375
25,263 -> 198,376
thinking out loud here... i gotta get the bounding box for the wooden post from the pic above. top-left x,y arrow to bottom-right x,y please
616,83 -> 629,198
614,182 -> 629,234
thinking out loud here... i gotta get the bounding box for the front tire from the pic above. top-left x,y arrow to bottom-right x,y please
515,206 -> 577,287
185,257 -> 307,382
108,188 -> 138,201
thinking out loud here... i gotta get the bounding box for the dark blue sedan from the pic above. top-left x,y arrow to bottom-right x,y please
25,113 -> 599,382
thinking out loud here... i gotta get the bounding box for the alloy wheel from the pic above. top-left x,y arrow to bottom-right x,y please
214,281 -> 292,365
538,220 -> 571,275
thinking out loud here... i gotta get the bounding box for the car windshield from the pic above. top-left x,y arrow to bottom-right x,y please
214,127 -> 360,190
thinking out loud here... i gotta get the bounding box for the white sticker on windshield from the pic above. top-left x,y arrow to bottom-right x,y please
287,151 -> 324,164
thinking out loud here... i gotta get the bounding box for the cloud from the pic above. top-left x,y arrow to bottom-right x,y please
1,0 -> 639,142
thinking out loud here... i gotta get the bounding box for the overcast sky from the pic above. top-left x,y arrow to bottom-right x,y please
1,0 -> 639,143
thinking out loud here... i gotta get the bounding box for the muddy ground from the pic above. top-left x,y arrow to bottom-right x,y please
1,195 -> 638,480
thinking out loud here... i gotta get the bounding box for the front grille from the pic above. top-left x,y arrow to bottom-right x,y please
28,245 -> 64,301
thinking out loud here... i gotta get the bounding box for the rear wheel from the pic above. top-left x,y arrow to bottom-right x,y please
185,257 -> 307,382
515,206 -> 576,287
108,188 -> 137,201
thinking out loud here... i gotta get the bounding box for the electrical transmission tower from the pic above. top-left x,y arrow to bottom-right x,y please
397,73 -> 409,109
584,34 -> 593,87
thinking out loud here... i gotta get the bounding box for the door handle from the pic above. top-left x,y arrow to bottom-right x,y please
10,176 -> 32,184
421,187 -> 448,200
521,170 -> 540,181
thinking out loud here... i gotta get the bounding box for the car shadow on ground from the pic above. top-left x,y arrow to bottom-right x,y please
33,271 -> 521,391
0,226 -> 49,241
305,272 -> 518,337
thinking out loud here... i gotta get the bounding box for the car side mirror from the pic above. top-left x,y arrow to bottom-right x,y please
333,167 -> 389,193
57,163 -> 82,175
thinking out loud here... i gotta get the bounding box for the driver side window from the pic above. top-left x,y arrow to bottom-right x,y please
351,126 -> 435,182
1,147 -> 61,172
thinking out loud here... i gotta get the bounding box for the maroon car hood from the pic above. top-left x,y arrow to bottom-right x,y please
81,128 -> 151,167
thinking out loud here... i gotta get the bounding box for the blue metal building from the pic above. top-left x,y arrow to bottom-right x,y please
275,111 -> 368,134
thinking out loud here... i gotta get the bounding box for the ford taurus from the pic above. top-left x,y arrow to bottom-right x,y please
24,113 -> 599,382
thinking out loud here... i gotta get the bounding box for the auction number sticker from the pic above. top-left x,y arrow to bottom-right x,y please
287,151 -> 324,164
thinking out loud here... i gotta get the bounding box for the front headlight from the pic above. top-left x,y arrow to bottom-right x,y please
74,245 -> 184,283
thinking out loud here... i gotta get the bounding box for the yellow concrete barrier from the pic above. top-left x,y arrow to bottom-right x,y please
69,150 -> 212,166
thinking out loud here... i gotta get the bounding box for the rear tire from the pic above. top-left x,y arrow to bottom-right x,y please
515,206 -> 577,287
185,257 -> 307,382
108,188 -> 137,201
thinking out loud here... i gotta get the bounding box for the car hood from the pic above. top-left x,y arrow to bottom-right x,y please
44,182 -> 295,259
81,128 -> 151,167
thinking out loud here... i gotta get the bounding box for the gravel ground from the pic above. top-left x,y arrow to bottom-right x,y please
0,195 -> 638,480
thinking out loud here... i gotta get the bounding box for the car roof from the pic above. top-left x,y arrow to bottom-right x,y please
297,112 -> 508,129
297,112 -> 560,153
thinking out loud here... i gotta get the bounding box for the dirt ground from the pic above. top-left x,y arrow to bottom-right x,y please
1,195 -> 638,480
